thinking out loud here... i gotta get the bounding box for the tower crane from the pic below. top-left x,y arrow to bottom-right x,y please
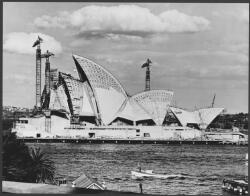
32,36 -> 43,109
141,58 -> 152,91
41,50 -> 54,97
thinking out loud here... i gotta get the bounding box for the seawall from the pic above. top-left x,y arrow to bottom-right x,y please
17,138 -> 248,145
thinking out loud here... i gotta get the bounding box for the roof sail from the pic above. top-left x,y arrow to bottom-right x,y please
170,107 -> 224,129
73,54 -> 128,125
132,90 -> 174,125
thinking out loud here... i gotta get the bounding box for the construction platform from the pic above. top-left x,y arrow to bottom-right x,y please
17,138 -> 248,145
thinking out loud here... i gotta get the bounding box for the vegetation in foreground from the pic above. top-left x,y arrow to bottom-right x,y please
3,132 -> 56,183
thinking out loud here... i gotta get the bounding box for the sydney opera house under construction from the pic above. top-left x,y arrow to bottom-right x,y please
12,37 -> 247,143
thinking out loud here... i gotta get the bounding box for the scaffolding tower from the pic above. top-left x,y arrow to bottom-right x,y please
35,43 -> 41,108
32,36 -> 43,109
141,59 -> 152,91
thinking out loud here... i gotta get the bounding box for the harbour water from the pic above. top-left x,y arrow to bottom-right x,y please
27,143 -> 248,195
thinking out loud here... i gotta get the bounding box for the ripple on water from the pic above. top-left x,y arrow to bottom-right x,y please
27,143 -> 247,195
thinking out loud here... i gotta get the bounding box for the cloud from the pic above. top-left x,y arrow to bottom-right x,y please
34,5 -> 210,37
158,9 -> 210,32
105,34 -> 144,42
34,11 -> 69,29
168,49 -> 248,64
3,32 -> 63,55
212,8 -> 249,23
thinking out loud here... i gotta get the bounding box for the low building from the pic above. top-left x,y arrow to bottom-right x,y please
72,173 -> 105,190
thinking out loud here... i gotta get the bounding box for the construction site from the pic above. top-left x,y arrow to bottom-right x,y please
11,36 -> 248,145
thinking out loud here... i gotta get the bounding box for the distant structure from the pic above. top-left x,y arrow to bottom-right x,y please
141,58 -> 152,91
211,94 -> 216,108
32,36 -> 43,109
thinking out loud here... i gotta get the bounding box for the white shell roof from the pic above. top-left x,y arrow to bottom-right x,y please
114,98 -> 152,122
132,90 -> 174,125
170,107 -> 197,126
193,108 -> 225,129
73,54 -> 128,125
170,107 -> 224,129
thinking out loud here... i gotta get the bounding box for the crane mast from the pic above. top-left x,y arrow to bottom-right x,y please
41,50 -> 54,98
32,36 -> 43,109
141,58 -> 152,91
212,94 -> 216,108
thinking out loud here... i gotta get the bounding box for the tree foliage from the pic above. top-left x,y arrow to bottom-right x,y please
3,132 -> 55,183
28,147 -> 55,183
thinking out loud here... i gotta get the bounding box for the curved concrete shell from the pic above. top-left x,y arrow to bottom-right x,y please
114,98 -> 152,123
193,108 -> 225,129
170,107 -> 224,129
169,107 -> 197,126
132,90 -> 174,125
73,54 -> 128,125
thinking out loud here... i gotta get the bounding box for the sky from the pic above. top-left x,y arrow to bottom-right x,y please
3,2 -> 249,113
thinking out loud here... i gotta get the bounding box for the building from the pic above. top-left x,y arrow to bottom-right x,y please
72,173 -> 105,190
170,107 -> 225,130
12,54 -> 246,141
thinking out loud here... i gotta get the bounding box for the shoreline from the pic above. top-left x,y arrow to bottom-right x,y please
2,181 -> 228,196
18,137 -> 248,146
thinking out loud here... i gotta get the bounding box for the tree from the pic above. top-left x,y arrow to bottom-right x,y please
3,132 -> 31,182
3,132 -> 55,184
28,147 -> 55,183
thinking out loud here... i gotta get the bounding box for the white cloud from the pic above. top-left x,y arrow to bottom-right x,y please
34,11 -> 69,29
105,34 -> 143,42
94,55 -> 133,65
159,9 -> 210,32
34,5 -> 210,35
3,32 -> 63,55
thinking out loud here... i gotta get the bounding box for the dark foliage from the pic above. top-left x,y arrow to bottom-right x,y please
2,132 -> 55,183
208,113 -> 248,130
2,119 -> 15,132
3,132 -> 31,182
28,147 -> 56,183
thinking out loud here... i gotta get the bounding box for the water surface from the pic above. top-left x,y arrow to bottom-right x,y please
28,143 -> 248,195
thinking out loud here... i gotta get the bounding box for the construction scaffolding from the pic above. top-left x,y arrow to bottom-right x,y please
35,45 -> 42,108
141,59 -> 152,91
32,36 -> 43,109
45,60 -> 50,95
44,110 -> 51,133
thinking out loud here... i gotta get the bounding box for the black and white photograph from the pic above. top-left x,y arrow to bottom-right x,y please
2,2 -> 249,195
